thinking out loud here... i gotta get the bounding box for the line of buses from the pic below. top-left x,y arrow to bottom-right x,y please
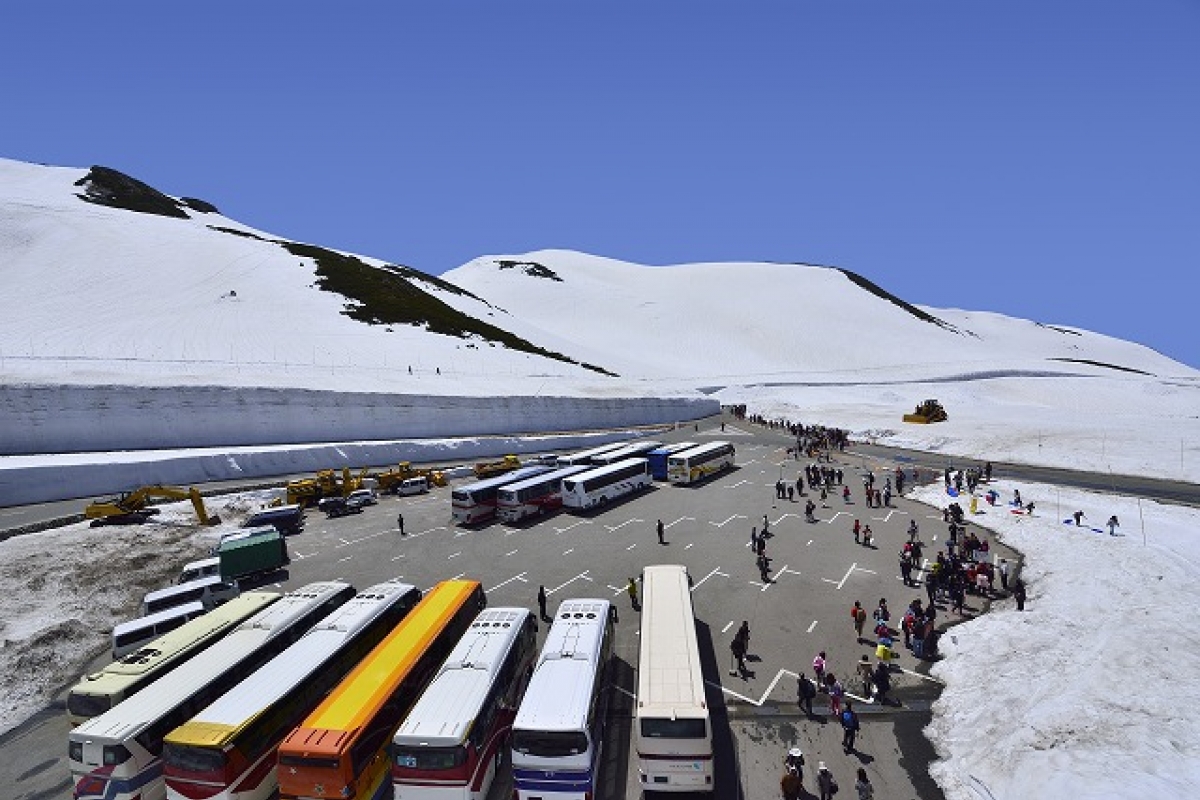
452,439 -> 737,525
68,564 -> 712,800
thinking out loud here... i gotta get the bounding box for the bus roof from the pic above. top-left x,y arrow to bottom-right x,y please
78,593 -> 279,688
73,582 -> 353,744
514,599 -> 610,734
648,442 -> 698,456
497,464 -> 589,494
668,441 -> 734,460
292,580 -> 481,736
452,466 -> 552,496
394,607 -> 532,748
561,457 -> 649,486
637,565 -> 706,718
165,580 -> 419,746
142,574 -> 229,604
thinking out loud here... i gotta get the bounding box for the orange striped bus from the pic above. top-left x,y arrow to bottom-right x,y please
276,579 -> 485,800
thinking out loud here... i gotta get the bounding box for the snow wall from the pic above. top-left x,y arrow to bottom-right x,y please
0,384 -> 718,455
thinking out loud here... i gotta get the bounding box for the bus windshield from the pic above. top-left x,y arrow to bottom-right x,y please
393,745 -> 467,770
66,693 -> 112,720
512,731 -> 589,757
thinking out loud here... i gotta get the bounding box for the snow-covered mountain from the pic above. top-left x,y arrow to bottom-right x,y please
2,158 -> 1197,484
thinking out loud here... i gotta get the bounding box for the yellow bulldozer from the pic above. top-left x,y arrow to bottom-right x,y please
473,455 -> 521,479
903,399 -> 949,424
84,485 -> 221,527
374,461 -> 447,494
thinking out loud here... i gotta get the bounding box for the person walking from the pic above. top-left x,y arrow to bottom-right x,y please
1107,515 -> 1121,536
757,553 -> 772,583
657,518 -> 666,545
736,620 -> 751,654
537,585 -> 548,622
812,651 -> 827,692
781,767 -> 803,800
762,514 -> 771,537
1012,578 -> 1027,611
998,558 -> 1010,591
626,577 -> 640,611
852,601 -> 867,642
908,519 -> 919,543
816,762 -> 838,800
730,633 -> 747,677
854,767 -> 874,800
397,512 -> 405,536
797,674 -> 817,717
856,654 -> 873,696
840,700 -> 860,753
829,676 -> 844,716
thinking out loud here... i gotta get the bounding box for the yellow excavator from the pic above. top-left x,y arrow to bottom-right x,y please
474,455 -> 521,479
84,485 -> 221,527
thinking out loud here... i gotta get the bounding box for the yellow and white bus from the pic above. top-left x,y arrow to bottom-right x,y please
635,565 -> 712,792
68,592 -> 280,726
666,442 -> 735,485
69,582 -> 355,800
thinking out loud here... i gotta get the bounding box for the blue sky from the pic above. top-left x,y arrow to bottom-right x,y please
4,2 -> 1198,368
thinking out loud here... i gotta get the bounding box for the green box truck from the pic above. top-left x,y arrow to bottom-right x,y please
216,526 -> 289,582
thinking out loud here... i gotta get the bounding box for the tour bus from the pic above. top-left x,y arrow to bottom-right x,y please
391,606 -> 538,798
70,593 -> 281,726
110,603 -> 207,661
560,458 -> 651,511
666,441 -> 736,485
276,580 -> 485,800
646,442 -> 698,481
495,465 -> 589,523
511,598 -> 615,800
69,581 -> 355,800
555,441 -> 632,467
589,440 -> 664,466
140,575 -> 239,617
451,466 -> 552,525
635,565 -> 713,792
162,579 -> 423,800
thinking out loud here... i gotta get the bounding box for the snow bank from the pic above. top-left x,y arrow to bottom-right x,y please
912,479 -> 1200,799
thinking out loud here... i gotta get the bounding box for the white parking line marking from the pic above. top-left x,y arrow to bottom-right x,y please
447,551 -> 461,559
807,620 -> 818,633
555,520 -> 593,534
626,543 -> 637,551
709,514 -> 748,528
722,620 -> 735,633
338,555 -> 353,563
606,518 -> 643,532
691,567 -> 728,592
505,549 -> 519,557
486,572 -> 529,593
685,543 -> 694,549
563,548 -> 574,555
665,516 -> 694,528
548,571 -> 592,594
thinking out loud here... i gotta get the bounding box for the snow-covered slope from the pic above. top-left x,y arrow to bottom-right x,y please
446,249 -> 1193,383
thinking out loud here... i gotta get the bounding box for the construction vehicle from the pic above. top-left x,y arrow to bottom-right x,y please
285,467 -> 370,507
473,455 -> 522,479
373,461 -> 447,494
85,485 -> 221,527
903,399 -> 949,424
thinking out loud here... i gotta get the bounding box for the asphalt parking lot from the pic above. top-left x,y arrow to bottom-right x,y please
6,420 -> 1014,799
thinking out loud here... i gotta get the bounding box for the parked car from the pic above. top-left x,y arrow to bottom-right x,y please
318,496 -> 364,518
346,488 -> 378,507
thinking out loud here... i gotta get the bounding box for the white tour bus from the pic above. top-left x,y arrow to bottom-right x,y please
636,565 -> 713,792
666,441 -> 736,485
646,442 -> 698,480
554,441 -> 632,467
162,579 -> 422,800
140,575 -> 239,617
560,458 -> 651,511
511,598 -> 615,800
589,440 -> 664,466
71,592 -> 281,726
391,607 -> 539,798
451,465 -> 552,525
110,603 -> 208,661
495,465 -> 589,523
69,581 -> 356,800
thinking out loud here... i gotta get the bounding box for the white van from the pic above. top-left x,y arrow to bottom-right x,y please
178,556 -> 220,584
397,477 -> 429,496
111,602 -> 207,659
141,575 -> 239,616
346,488 -> 379,507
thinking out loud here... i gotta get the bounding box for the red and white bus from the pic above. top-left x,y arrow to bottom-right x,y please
495,465 -> 589,523
450,466 -> 551,525
391,607 -> 537,799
